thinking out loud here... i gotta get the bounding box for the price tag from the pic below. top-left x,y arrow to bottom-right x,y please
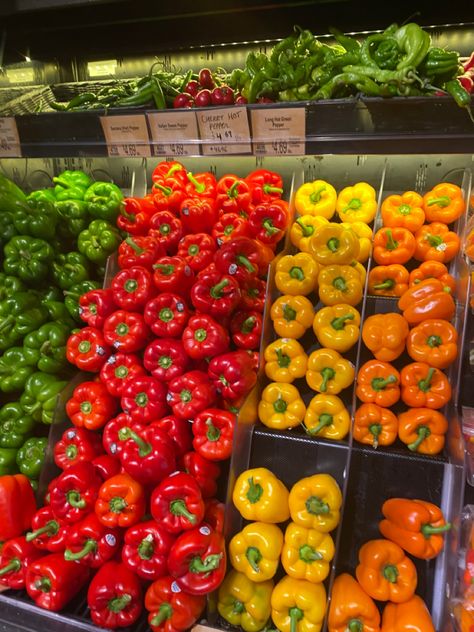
147,110 -> 200,156
0,117 -> 21,157
196,106 -> 251,155
100,115 -> 151,157
251,107 -> 306,155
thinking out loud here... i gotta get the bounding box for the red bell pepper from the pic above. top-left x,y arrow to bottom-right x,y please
121,375 -> 169,424
183,451 -> 220,499
208,350 -> 257,401
245,169 -> 284,204
145,576 -> 206,632
0,536 -> 43,589
92,454 -> 121,481
212,213 -> 251,247
117,197 -> 152,235
103,310 -> 150,352
64,513 -> 121,567
0,474 -> 37,541
167,525 -> 226,595
118,235 -> 163,270
111,265 -> 155,310
153,256 -> 194,296
100,352 -> 146,398
149,211 -> 184,253
216,175 -> 252,214
152,181 -> 186,214
66,326 -> 111,372
248,202 -> 287,246
144,338 -> 190,382
79,288 -> 116,328
150,415 -> 192,458
102,413 -> 142,458
167,371 -> 217,420
177,233 -> 216,273
144,293 -> 190,338
240,277 -> 266,312
54,427 -> 104,470
87,561 -> 142,629
214,236 -> 260,284
192,408 -> 235,461
49,462 -> 102,524
66,380 -> 117,431
182,314 -> 230,360
26,506 -> 68,553
26,553 -> 90,611
151,472 -> 205,534
204,499 -> 225,534
184,171 -> 217,200
179,197 -> 219,235
117,425 -> 176,486
152,161 -> 187,186
95,473 -> 145,528
230,309 -> 263,349
190,267 -> 241,319
122,520 -> 175,581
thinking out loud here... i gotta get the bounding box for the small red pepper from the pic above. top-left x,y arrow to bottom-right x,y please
230,309 -> 263,349
245,169 -> 284,204
26,506 -> 68,553
103,310 -> 150,352
184,171 -> 217,200
122,520 -> 175,581
208,350 -> 257,401
152,180 -> 186,214
182,313 -> 230,360
190,266 -> 241,319
167,370 -> 217,420
100,352 -> 146,398
102,413 -> 142,458
66,326 -> 111,372
64,513 -> 121,568
117,425 -> 176,486
95,473 -> 145,528
150,415 -> 192,459
0,536 -> 43,589
212,213 -> 251,246
54,427 -> 104,470
92,454 -> 121,481
151,472 -> 205,534
240,277 -> 266,312
216,174 -> 252,214
152,161 -> 187,186
111,266 -> 155,310
121,375 -> 169,424
49,462 -> 102,524
183,451 -> 220,499
192,408 -> 235,461
177,233 -> 216,273
144,338 -> 190,382
204,499 -> 225,534
118,235 -> 163,270
248,202 -> 288,246
214,236 -> 261,285
66,380 -> 118,431
79,288 -> 116,328
144,293 -> 190,338
117,197 -> 152,235
153,256 -> 194,296
149,211 -> 184,254
145,576 -> 206,632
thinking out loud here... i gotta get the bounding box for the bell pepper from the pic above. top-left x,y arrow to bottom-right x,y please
78,219 -> 121,265
182,314 -> 230,360
240,277 -> 266,313
20,372 -> 67,425
111,266 -> 154,311
100,353 -> 145,399
64,512 -> 121,567
95,473 -> 145,528
179,197 -> 219,235
328,573 -> 380,632
13,197 -> 58,240
152,180 -> 186,215
190,267 -> 241,318
0,292 -> 49,351
336,182 -> 377,223
0,474 -> 36,541
143,338 -> 188,382
398,278 -> 455,325
66,326 -> 111,372
368,264 -> 409,297
264,338 -> 308,383
54,427 -> 104,471
356,538 -> 417,603
216,175 -> 252,214
213,213 -> 252,246
192,408 -> 235,461
0,536 -> 42,589
151,415 -> 192,458
271,295 -> 314,340
275,253 -> 319,296
183,451 -> 220,499
373,227 -> 416,265
167,370 -> 216,420
87,561 -> 142,629
50,462 -> 102,524
245,169 -> 283,205
381,191 -> 425,232
52,251 -> 90,291
248,202 -> 287,246
120,375 -> 168,424
0,273 -> 25,301
318,264 -> 363,307
271,575 -> 327,632
423,182 -> 465,224
0,402 -> 34,449
406,319 -> 457,368
214,237 -> 261,284
26,552 -> 90,611
205,499 -> 225,534
309,223 -> 360,265
361,313 -> 409,362
306,348 -> 354,395
92,454 -> 120,481
303,394 -> 350,440
56,199 -> 90,238
295,180 -> 337,219
218,569 -> 272,632
381,595 -> 435,632
177,233 -> 216,273
150,471 -> 205,534
289,473 -> 342,533
26,506 -> 67,552
379,498 -> 451,559
281,521 -> 334,584
0,446 -> 18,476
66,381 -> 117,431
233,467 -> 290,524
64,280 -> 101,323
167,525 -> 226,595
409,260 -> 456,293
400,362 -> 451,409
398,408 -> 448,455
153,256 -> 195,296
258,382 -> 306,430
42,299 -> 75,329
0,212 -> 18,250
353,403 -> 398,449
102,413 -> 140,458
313,304 -> 360,353
103,310 -> 149,353
149,212 -> 182,254
0,347 -> 38,392
357,360 -> 400,407
341,221 -> 373,263
16,436 -> 47,480
53,170 -> 91,198
208,350 -> 257,400
23,322 -> 70,374
184,171 -> 217,199
231,310 -> 263,349
145,575 -> 206,632
122,520 -> 174,582
229,521 -> 283,582
84,181 -> 123,221
414,222 -> 460,264
118,236 -> 162,271
290,215 -> 329,253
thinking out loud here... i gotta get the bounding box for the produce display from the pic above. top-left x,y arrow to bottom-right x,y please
451,505 -> 474,632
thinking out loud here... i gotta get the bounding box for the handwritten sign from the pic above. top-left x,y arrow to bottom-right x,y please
100,115 -> 151,157
196,106 -> 251,155
251,107 -> 306,155
0,117 -> 21,157
147,110 -> 200,156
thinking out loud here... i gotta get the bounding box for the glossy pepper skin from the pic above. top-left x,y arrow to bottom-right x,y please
145,575 -> 206,632
182,314 -> 230,360
398,278 -> 455,325
218,569 -> 273,632
192,408 -> 235,461
336,182 -> 377,223
3,236 -> 53,283
153,256 -> 194,296
248,202 -> 288,246
233,468 -> 290,524
373,227 -> 416,265
304,394 -> 350,441
183,451 -> 220,499
167,370 -> 216,420
328,573 -> 380,632
398,408 -> 448,455
313,304 -> 360,352
151,415 -> 192,459
26,506 -> 67,553
423,182 -> 465,224
381,595 -> 435,632
78,219 -> 121,265
209,350 -> 257,401
14,197 -> 58,240
265,338 -> 308,383
213,213 -> 251,246
271,295 -> 314,340
149,211 -> 184,254
357,360 -> 401,407
23,322 -> 70,374
178,233 -> 216,273
121,375 -> 168,423
100,352 -> 146,398
119,424 -> 176,486
103,310 -> 150,353
49,462 -> 102,524
179,197 -> 219,235
0,536 -> 43,589
20,372 -> 67,425
144,338 -> 189,382
245,169 -> 283,205
190,267 -> 241,318
368,264 -> 409,297
281,522 -> 334,583
54,427 -> 103,470
381,191 -> 425,232
216,175 -> 252,214
0,292 -> 49,351
111,266 -> 155,311
229,521 -> 283,582
295,180 -> 337,219
271,575 -> 327,632
64,280 -> 101,323
409,261 -> 456,293
406,319 -> 458,369
151,472 -> 205,534
379,498 -> 451,559
66,326 -> 111,372
318,264 -> 363,307
353,403 -> 398,449
16,436 -> 47,479
231,310 -> 263,349
289,474 -> 342,533
118,235 -> 162,269
214,237 -> 261,285
64,513 -> 121,568
400,362 -> 451,409
66,381 -> 117,430
258,382 -> 306,430
52,251 -> 91,291
95,473 -> 145,528
0,402 -> 34,448
414,221 -> 460,263
122,520 -> 175,581
0,474 -> 36,541
290,215 -> 329,253
309,222 -> 360,266
144,293 -> 190,339
117,197 -> 153,236
306,348 -> 354,395
362,313 -> 409,362
275,253 -> 319,296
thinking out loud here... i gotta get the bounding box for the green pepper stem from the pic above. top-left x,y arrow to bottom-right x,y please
247,477 -> 263,504
194,328 -> 207,342
398,204 -> 412,215
159,307 -> 174,323
309,185 -> 326,204
276,348 -> 291,368
108,594 -> 132,613
66,490 -> 86,509
241,316 -> 256,334
385,229 -> 398,251
26,521 -> 60,542
289,606 -> 304,632
421,522 -> 452,536
308,413 -> 333,436
371,375 -> 397,391
0,558 -> 21,576
153,183 -> 172,196
331,313 -> 354,330
154,264 -> 175,276
109,496 -> 127,514
263,184 -> 283,195
125,236 -> 144,254
263,219 -> 280,236
343,198 -> 362,212
427,335 -> 442,348
369,423 -> 381,449
35,577 -> 51,592
138,536 -> 154,560
333,277 -> 347,292
426,234 -> 444,248
65,444 -> 78,461
232,600 -> 245,614
418,368 -> 436,392
118,427 -> 152,457
408,425 -> 431,452
151,603 -> 173,626
283,304 -> 297,321
227,180 -> 240,199
383,564 -> 399,583
319,367 -> 335,393
236,255 -> 256,274
189,553 -> 222,573
305,495 -> 330,515
273,397 -> 288,413
187,172 -> 206,194
289,266 -> 304,281
427,196 -> 451,208
327,237 -> 339,252
170,499 -> 198,524
296,218 -> 314,237
64,539 -> 97,561
347,620 -> 363,632
299,544 -> 323,562
210,278 -> 229,298
373,279 -> 395,290
245,546 -> 262,573
206,418 -> 221,442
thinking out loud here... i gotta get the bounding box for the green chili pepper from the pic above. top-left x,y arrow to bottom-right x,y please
444,80 -> 472,108
23,322 -> 71,374
20,372 -> 67,425
84,182 -> 123,222
63,280 -> 101,322
0,346 -> 40,392
393,23 -> 431,70
78,219 -> 121,265
16,437 -> 47,479
0,403 -> 35,449
3,236 -> 54,284
0,448 -> 18,476
316,72 -> 382,99
66,92 -> 97,110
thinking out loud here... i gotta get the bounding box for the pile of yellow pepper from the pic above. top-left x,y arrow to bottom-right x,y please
217,467 -> 342,632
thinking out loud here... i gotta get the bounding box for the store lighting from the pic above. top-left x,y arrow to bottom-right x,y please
5,67 -> 34,83
87,59 -> 117,77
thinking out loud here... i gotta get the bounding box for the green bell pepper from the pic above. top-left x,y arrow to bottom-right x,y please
78,219 -> 121,265
42,286 -> 63,302
64,280 -> 101,322
0,274 -> 26,301
20,371 -> 67,425
42,300 -> 75,329
0,173 -> 28,214
24,322 -> 70,374
27,189 -> 57,204
13,197 -> 58,240
84,182 -> 124,221
0,292 -> 49,351
55,199 -> 90,237
16,437 -> 47,479
0,346 -> 40,392
53,170 -> 92,201
0,403 -> 35,449
0,448 -> 18,476
0,212 -> 18,250
52,251 -> 91,290
3,236 -> 54,284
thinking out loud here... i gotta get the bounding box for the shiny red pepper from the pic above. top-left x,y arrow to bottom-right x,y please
245,169 -> 284,204
144,293 -> 190,338
103,310 -> 150,352
64,513 -> 121,568
92,454 -> 121,481
54,427 -> 104,470
192,408 -> 235,461
122,520 -> 175,581
117,197 -> 152,235
182,314 -> 230,360
208,350 -> 257,401
0,536 -> 43,589
152,180 -> 186,214
183,451 -> 220,499
145,576 -> 206,632
240,277 -> 266,312
118,235 -> 163,270
167,371 -> 217,420
111,265 -> 155,310
149,211 -> 184,254
151,472 -> 205,534
190,266 -> 241,319
177,233 -> 216,273
205,499 -> 225,534
144,338 -> 190,382
152,161 -> 187,186
49,462 -> 102,524
150,415 -> 192,459
66,326 -> 111,372
79,288 -> 116,328
26,506 -> 68,553
102,413 -> 141,458
95,473 -> 146,528
212,213 -> 251,246
184,171 -> 217,200
216,175 -> 252,214
100,352 -> 146,398
230,309 -> 263,349
117,425 -> 176,486
153,256 -> 194,296
248,202 -> 288,246
179,196 -> 219,235
121,375 -> 169,424
214,236 -> 261,284
66,380 -> 118,431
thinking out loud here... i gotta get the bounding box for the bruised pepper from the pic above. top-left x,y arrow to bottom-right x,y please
303,395 -> 350,441
398,408 -> 448,455
307,349 -> 354,395
309,223 -> 360,266
271,576 -> 326,632
259,382 -> 306,430
289,473 -> 342,533
229,522 -> 283,582
295,180 -> 337,219
218,570 -> 273,632
275,253 -> 319,296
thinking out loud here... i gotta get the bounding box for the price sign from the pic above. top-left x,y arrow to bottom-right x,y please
251,107 -> 306,155
100,115 -> 151,157
196,106 -> 251,155
0,117 -> 21,157
147,110 -> 200,156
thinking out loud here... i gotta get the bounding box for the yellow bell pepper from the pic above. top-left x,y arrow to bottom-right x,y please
281,522 -> 335,583
264,338 -> 308,383
295,180 -> 337,219
229,522 -> 284,582
341,221 -> 373,262
233,467 -> 290,524
336,182 -> 377,224
218,570 -> 273,632
271,295 -> 314,339
258,382 -> 306,430
290,215 -> 329,253
271,576 -> 327,632
303,394 -> 350,440
318,264 -> 363,306
309,223 -> 360,266
275,253 -> 319,296
306,348 -> 355,395
312,304 -> 360,352
289,473 -> 342,532
350,260 -> 367,286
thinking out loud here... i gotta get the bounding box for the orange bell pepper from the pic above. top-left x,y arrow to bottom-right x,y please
406,319 -> 458,369
398,279 -> 455,325
381,191 -> 425,232
381,595 -> 435,632
409,261 -> 456,294
353,403 -> 398,448
414,222 -> 460,263
423,182 -> 465,224
379,498 -> 450,560
398,408 -> 448,455
356,360 -> 400,407
373,227 -> 416,265
400,362 -> 452,409
465,227 -> 474,263
356,539 -> 417,603
328,573 -> 380,632
458,604 -> 474,632
361,313 -> 408,362
368,265 -> 409,297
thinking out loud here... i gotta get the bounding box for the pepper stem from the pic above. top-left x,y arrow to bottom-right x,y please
241,316 -> 256,334
246,477 -> 263,504
263,219 -> 280,237
373,279 -> 395,290
309,185 -> 326,204
427,335 -> 442,348
347,620 -> 363,632
289,266 -> 304,281
151,603 -> 173,626
245,546 -> 262,573
283,304 -> 296,321
371,375 -> 397,391
153,183 -> 172,196
26,521 -> 59,542
189,553 -> 222,573
383,564 -> 399,583
418,368 -> 436,392
210,278 -> 229,298
187,172 -> 206,194
64,539 -> 97,561
305,495 -> 330,515
0,558 -> 21,576
299,544 -> 323,562
170,499 -> 198,524
408,425 -> 431,452
308,413 -> 333,436
108,594 -> 132,613
327,237 -> 339,252
289,606 -> 304,632
343,198 -> 362,212
398,204 -> 412,215
118,427 -> 152,457
154,264 -> 175,276
194,328 -> 207,342
296,218 -> 314,237
273,397 -> 288,413
331,313 -> 354,330
138,535 -> 155,560
35,577 -> 51,592
65,444 -> 78,461
427,196 -> 451,207
206,418 -> 221,442
369,423 -> 381,449
109,496 -> 127,514
125,236 -> 144,254
319,367 -> 335,392
227,180 -> 240,199
263,184 -> 283,195
276,348 -> 291,368
421,522 -> 452,536
66,490 -> 86,509
159,307 -> 174,322
333,276 -> 347,292
426,234 -> 444,248
232,600 -> 245,614
236,255 -> 256,274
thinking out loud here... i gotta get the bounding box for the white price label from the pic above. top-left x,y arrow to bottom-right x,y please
0,118 -> 21,157
147,110 -> 200,156
196,106 -> 251,155
251,107 -> 306,155
100,115 -> 151,157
